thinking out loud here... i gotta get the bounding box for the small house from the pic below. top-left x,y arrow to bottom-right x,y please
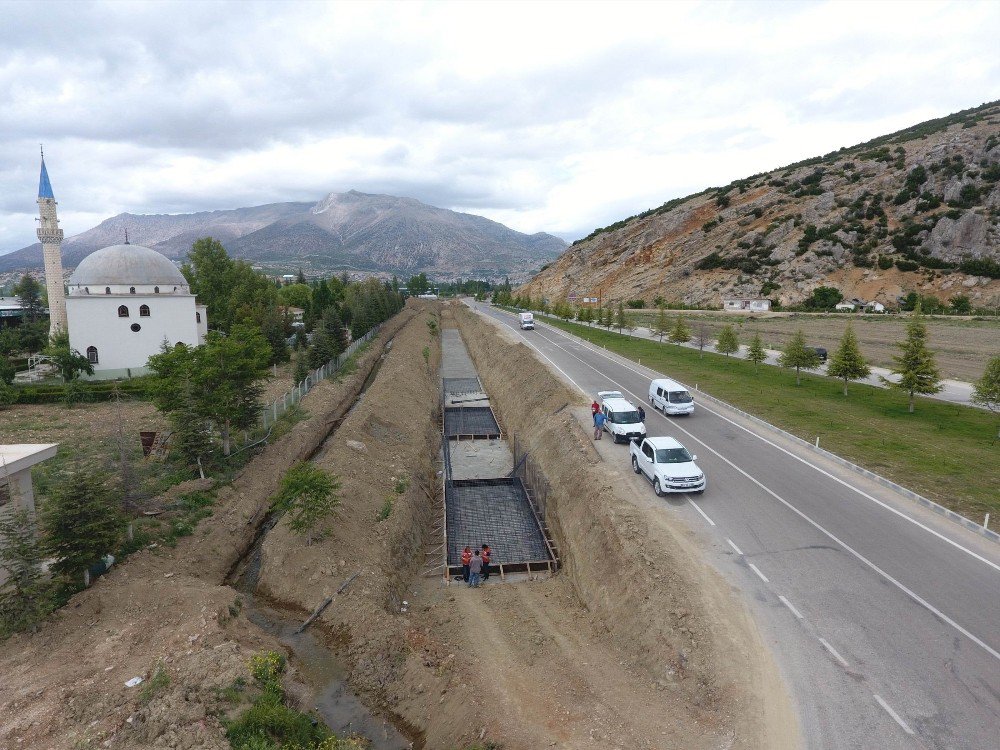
835,302 -> 858,312
722,297 -> 771,312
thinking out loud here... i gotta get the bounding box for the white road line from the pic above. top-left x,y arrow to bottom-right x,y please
688,498 -> 716,526
748,563 -> 770,583
818,638 -> 850,669
779,595 -> 805,620
525,312 -> 1000,575
874,695 -> 915,736
727,538 -> 744,556
480,308 -> 1000,662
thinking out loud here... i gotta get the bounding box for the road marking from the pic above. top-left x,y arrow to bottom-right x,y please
727,538 -> 744,556
477,307 -> 1000,662
818,638 -> 850,669
522,311 -> 1000,575
779,595 -> 804,620
748,563 -> 770,583
688,498 -> 715,526
874,695 -> 915,736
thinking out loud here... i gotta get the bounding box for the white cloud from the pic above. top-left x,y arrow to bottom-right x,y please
0,0 -> 997,253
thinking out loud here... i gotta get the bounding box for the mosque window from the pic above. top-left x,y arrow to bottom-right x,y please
129,287 -> 136,294
154,286 -> 159,294
196,312 -> 201,323
130,323 -> 141,332
105,287 -> 111,295
84,287 -> 90,294
86,346 -> 99,364
118,305 -> 129,317
140,305 -> 151,317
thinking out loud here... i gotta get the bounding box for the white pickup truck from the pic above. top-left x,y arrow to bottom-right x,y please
629,436 -> 706,496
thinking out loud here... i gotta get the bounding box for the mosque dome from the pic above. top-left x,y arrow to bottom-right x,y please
69,244 -> 187,287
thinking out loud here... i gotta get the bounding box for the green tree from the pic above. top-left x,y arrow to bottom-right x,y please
277,283 -> 312,310
805,286 -> 844,310
779,329 -> 821,385
183,238 -> 233,328
14,274 -> 45,323
170,376 -> 214,471
0,354 -> 15,385
0,509 -> 54,637
668,314 -> 691,345
308,329 -> 335,369
272,462 -> 341,545
296,268 -> 307,284
715,325 -> 739,356
827,324 -> 871,395
0,381 -> 15,409
972,355 -> 1000,439
747,332 -> 766,371
614,302 -> 627,333
694,323 -> 709,358
293,345 -> 309,385
41,470 -> 123,582
881,305 -> 942,412
651,305 -> 670,342
407,273 -> 430,296
43,332 -> 93,382
949,294 -> 972,315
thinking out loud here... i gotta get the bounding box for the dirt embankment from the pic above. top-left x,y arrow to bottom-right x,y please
448,301 -> 799,749
0,303 -> 420,750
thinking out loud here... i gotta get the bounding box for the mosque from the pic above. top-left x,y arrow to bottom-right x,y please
36,154 -> 207,379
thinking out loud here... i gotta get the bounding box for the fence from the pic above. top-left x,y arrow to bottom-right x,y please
509,433 -> 552,524
261,324 -> 381,430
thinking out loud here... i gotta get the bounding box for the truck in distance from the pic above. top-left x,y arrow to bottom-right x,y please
630,436 -> 705,496
519,312 -> 534,330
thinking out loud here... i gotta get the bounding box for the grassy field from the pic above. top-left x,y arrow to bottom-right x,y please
542,316 -> 999,520
628,310 -> 1000,382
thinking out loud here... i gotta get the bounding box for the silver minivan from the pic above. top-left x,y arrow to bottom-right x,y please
648,378 -> 694,416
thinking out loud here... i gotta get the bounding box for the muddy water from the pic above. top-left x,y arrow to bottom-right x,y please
225,342 -> 415,749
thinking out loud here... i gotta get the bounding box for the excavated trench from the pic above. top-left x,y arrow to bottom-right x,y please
222,342 -> 415,750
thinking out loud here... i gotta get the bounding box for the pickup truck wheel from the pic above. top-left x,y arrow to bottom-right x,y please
653,478 -> 665,497
631,456 -> 641,474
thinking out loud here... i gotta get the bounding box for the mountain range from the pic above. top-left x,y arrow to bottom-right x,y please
0,191 -> 567,280
520,101 -> 1000,308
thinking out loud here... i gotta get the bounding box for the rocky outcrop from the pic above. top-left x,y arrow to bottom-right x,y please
521,101 -> 1000,308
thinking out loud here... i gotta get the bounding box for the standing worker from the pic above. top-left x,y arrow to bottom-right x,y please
591,399 -> 600,425
594,409 -> 607,440
637,404 -> 645,422
468,549 -> 483,588
481,543 -> 492,581
461,546 -> 472,583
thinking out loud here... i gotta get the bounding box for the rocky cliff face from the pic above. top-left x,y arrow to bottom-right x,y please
0,191 -> 566,281
520,102 -> 1000,308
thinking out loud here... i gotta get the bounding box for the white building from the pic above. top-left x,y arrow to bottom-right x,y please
66,244 -> 208,379
0,444 -> 57,521
722,297 -> 771,312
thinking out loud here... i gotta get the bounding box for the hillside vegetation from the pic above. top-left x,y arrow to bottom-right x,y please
521,101 -> 1000,309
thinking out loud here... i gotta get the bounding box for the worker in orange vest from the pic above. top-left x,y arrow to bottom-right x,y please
461,546 -> 472,583
481,543 -> 492,581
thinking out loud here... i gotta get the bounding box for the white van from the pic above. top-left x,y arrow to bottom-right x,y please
648,378 -> 694,416
598,393 -> 647,443
519,312 -> 534,330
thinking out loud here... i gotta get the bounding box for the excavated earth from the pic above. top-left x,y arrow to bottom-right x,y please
0,296 -> 798,749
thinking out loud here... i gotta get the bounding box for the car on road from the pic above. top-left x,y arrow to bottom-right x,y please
598,391 -> 647,443
812,347 -> 828,362
630,436 -> 705,496
648,378 -> 694,416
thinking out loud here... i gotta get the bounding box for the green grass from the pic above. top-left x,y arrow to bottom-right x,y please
542,317 -> 999,519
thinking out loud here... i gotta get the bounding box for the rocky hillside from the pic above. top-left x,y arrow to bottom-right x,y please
520,102 -> 1000,308
0,191 -> 566,281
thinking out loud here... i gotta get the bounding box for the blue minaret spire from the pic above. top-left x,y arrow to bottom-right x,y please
38,145 -> 55,200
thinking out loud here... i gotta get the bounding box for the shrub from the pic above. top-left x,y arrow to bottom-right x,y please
895,259 -> 919,272
626,300 -> 646,309
877,256 -> 894,270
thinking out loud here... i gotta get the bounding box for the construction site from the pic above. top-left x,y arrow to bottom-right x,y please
0,300 -> 795,750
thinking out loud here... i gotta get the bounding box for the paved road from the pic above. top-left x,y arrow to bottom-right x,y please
533,314 -> 980,407
468,301 -> 1000,750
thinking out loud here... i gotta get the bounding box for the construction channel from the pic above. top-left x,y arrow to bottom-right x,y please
428,326 -> 559,581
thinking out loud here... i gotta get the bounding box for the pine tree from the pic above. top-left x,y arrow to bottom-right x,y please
747,332 -> 767,371
41,470 -> 123,583
308,329 -> 335,369
293,345 -> 310,385
322,307 -> 349,357
779,329 -> 820,385
615,302 -> 627,334
828,324 -> 871,395
668,314 -> 691,345
715,325 -> 739,356
170,376 -> 214,471
881,305 -> 941,412
972,355 -> 1000,440
694,323 -> 709,358
272,462 -> 341,545
651,305 -> 670,342
0,509 -> 54,636
14,274 -> 44,323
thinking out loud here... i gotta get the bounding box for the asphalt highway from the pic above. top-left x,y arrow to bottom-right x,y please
467,300 -> 1000,750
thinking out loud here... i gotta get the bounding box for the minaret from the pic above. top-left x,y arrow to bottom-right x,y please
36,148 -> 68,336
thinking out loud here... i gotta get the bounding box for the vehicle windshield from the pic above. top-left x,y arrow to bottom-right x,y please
655,447 -> 693,463
611,410 -> 641,424
668,390 -> 693,404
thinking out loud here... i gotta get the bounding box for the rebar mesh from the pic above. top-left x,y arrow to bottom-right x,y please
444,407 -> 500,438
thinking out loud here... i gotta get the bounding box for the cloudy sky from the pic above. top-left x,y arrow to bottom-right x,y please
1,0 -> 998,254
